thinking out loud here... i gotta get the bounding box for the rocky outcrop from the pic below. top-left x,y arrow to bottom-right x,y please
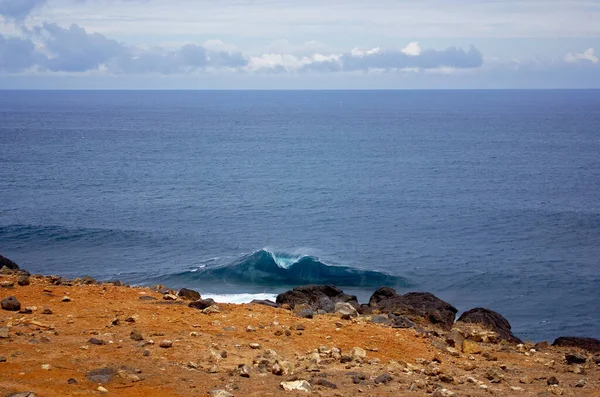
276,285 -> 359,312
368,288 -> 457,329
188,298 -> 216,310
0,254 -> 20,270
552,336 -> 600,353
457,307 -> 522,343
178,288 -> 201,301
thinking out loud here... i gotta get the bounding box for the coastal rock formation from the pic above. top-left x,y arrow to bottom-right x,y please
0,254 -> 20,270
276,285 -> 359,312
188,298 -> 216,310
552,336 -> 600,353
368,288 -> 457,329
457,307 -> 522,343
178,288 -> 201,301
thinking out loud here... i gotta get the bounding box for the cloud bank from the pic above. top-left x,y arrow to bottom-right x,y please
0,24 -> 483,75
0,0 -> 46,22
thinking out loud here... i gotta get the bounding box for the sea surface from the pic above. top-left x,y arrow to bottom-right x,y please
1,90 -> 599,341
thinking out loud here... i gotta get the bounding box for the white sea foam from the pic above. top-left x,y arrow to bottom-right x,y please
202,293 -> 278,304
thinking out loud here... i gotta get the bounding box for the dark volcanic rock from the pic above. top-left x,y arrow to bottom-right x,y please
389,314 -> 417,329
297,308 -> 314,319
87,367 -> 117,384
315,297 -> 335,313
276,285 -> 359,311
552,337 -> 600,353
457,307 -> 522,343
250,299 -> 280,308
188,298 -> 216,310
368,288 -> 457,329
565,353 -> 586,365
17,275 -> 30,286
374,373 -> 393,385
1,296 -> 21,311
178,288 -> 201,301
314,379 -> 338,389
0,254 -> 19,270
88,338 -> 107,346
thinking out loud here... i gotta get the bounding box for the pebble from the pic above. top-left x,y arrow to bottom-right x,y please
249,343 -> 261,349
67,378 -> 78,384
142,350 -> 150,357
61,296 -> 71,302
17,275 -> 30,286
130,329 -> 144,341
41,364 -> 51,370
575,379 -> 587,388
88,338 -> 106,345
97,386 -> 108,393
565,353 -> 586,365
202,305 -> 221,314
462,340 -> 482,355
0,326 -> 9,338
374,373 -> 393,384
314,379 -> 337,389
41,308 -> 53,315
547,376 -> 559,385
239,364 -> 251,377
0,281 -> 14,288
350,347 -> 367,361
280,380 -> 312,393
159,340 -> 173,348
1,296 -> 21,311
0,355 -> 6,362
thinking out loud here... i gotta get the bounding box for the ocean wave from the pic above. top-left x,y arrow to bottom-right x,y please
154,249 -> 407,288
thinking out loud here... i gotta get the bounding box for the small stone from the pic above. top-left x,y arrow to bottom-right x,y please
142,350 -> 150,357
463,362 -> 477,371
249,343 -> 261,349
519,376 -> 533,384
296,308 -> 314,319
335,302 -> 358,319
281,380 -> 312,392
0,280 -> 14,288
177,288 -> 201,300
0,355 -> 6,362
159,340 -> 173,348
88,337 -> 106,345
207,364 -> 219,373
246,325 -> 256,332
239,364 -> 251,377
565,354 -> 586,365
547,376 -> 559,385
351,347 -> 367,361
202,305 -> 221,314
138,295 -> 157,301
0,326 -> 9,338
130,329 -> 144,341
549,387 -> 564,395
462,340 -> 482,354
61,296 -> 71,302
1,296 -> 21,311
314,379 -> 338,389
575,379 -> 587,388
97,386 -> 108,393
510,386 -> 524,391
374,373 -> 393,384
163,293 -> 178,301
209,390 -> 234,397
439,374 -> 454,383
432,388 -> 456,397
41,364 -> 51,370
67,378 -> 78,384
17,275 -> 30,286
41,308 -> 53,315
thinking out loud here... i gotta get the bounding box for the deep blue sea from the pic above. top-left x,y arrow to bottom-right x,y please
1,90 -> 599,341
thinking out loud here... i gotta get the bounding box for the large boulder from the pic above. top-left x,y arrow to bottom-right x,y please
552,337 -> 600,353
1,296 -> 21,311
368,288 -> 457,329
178,288 -> 201,301
0,254 -> 19,270
276,285 -> 358,312
457,307 -> 522,343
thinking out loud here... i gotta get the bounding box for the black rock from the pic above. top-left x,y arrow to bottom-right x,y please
1,296 -> 21,311
371,315 -> 393,326
178,288 -> 201,301
457,307 -> 522,343
67,378 -> 78,384
315,296 -> 335,313
130,329 -> 144,341
358,304 -> 373,315
0,254 -> 19,270
188,298 -> 216,310
297,308 -> 314,319
314,379 -> 337,389
87,367 -> 117,384
17,275 -> 30,286
374,373 -> 393,384
547,376 -> 559,385
389,314 -> 417,329
552,337 -> 600,353
250,299 -> 280,308
88,338 -> 106,345
369,288 -> 457,330
565,353 -> 586,365
276,285 -> 359,310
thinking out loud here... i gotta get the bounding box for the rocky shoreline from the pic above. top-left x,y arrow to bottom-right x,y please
1,254 -> 599,396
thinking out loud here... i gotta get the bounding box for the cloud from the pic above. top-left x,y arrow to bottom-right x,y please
1,21 -> 483,76
565,48 -> 599,64
0,34 -> 42,72
0,0 -> 46,22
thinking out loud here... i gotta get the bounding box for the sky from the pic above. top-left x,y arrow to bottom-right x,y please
0,0 -> 599,89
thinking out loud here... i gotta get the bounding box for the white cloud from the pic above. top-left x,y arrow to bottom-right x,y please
401,41 -> 421,56
565,48 -> 599,64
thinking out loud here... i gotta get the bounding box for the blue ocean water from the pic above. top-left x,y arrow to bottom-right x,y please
1,90 -> 599,341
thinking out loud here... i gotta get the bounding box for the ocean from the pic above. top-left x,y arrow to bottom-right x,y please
1,90 -> 599,342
